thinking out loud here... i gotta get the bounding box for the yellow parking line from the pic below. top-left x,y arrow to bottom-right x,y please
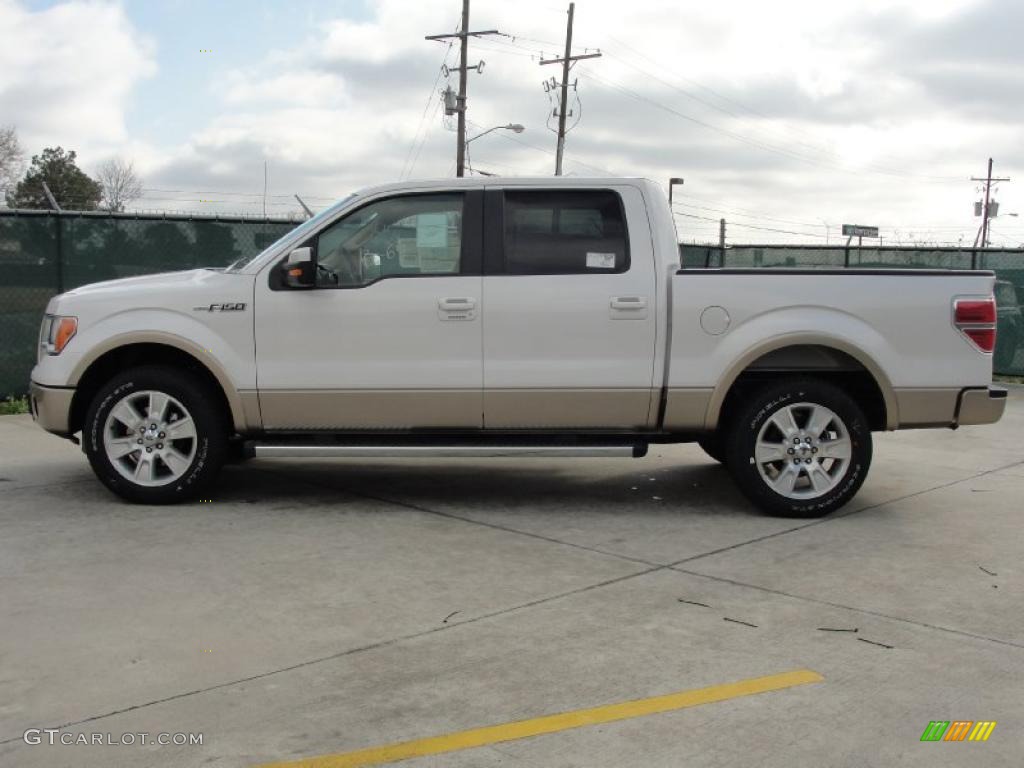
256,668 -> 823,768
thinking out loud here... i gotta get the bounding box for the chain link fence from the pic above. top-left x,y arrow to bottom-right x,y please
681,243 -> 1024,375
1,210 -> 300,397
3,213 -> 1022,398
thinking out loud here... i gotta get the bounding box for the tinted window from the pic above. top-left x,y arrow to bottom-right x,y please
503,190 -> 628,274
315,194 -> 462,287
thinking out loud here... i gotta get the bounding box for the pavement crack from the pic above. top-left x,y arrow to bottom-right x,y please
671,566 -> 1024,650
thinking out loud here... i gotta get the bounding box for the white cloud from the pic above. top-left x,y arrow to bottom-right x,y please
4,0 -> 1021,245
0,0 -> 156,153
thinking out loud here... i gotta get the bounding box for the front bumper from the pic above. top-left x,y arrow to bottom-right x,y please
956,386 -> 1008,426
29,381 -> 75,436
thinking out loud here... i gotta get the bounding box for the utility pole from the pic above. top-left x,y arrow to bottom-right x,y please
719,218 -> 726,251
540,3 -> 601,175
971,157 -> 1010,248
426,2 -> 500,177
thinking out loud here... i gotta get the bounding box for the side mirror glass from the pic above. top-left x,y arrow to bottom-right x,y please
282,246 -> 315,289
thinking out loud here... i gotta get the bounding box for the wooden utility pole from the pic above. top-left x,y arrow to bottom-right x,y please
971,158 -> 1010,248
540,3 -> 601,175
426,2 -> 500,177
719,218 -> 726,251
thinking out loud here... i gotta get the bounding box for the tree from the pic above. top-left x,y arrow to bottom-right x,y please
5,146 -> 103,211
97,157 -> 143,212
0,126 -> 25,201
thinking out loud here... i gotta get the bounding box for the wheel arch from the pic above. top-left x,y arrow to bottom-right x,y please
68,334 -> 249,435
707,335 -> 897,432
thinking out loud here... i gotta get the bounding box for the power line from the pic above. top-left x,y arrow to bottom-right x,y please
401,40 -> 454,180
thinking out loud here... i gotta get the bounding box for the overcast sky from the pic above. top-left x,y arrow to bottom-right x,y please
2,0 -> 1022,245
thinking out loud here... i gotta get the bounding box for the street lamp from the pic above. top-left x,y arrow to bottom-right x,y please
668,177 -> 684,205
465,124 -> 524,175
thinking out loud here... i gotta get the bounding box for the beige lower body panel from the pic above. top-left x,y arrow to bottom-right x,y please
894,388 -> 960,428
258,390 -> 483,430
483,389 -> 653,429
662,388 -> 714,431
957,387 -> 1007,425
29,381 -> 74,435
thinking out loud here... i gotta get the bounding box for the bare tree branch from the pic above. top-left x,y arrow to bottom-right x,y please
97,157 -> 143,212
0,126 -> 25,201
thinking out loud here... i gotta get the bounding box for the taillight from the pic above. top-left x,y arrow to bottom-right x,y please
954,296 -> 996,353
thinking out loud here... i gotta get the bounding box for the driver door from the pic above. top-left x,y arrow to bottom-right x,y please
254,191 -> 484,430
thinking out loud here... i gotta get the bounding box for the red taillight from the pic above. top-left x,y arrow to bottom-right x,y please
963,327 -> 996,351
955,299 -> 996,325
954,296 -> 997,353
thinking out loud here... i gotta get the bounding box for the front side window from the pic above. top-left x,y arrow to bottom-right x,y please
315,194 -> 463,287
503,190 -> 628,274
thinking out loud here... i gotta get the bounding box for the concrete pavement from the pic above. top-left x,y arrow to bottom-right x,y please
0,390 -> 1022,766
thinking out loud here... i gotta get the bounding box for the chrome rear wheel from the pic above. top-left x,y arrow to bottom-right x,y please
754,402 -> 852,500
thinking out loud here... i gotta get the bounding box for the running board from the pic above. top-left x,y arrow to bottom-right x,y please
251,444 -> 644,458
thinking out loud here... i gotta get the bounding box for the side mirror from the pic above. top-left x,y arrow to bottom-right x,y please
282,246 -> 315,289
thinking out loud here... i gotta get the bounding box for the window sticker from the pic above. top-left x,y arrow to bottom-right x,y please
416,214 -> 449,248
586,252 -> 616,269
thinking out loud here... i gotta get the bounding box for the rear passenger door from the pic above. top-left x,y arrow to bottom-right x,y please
482,186 -> 658,429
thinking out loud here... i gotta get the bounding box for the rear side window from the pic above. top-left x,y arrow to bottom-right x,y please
502,190 -> 629,274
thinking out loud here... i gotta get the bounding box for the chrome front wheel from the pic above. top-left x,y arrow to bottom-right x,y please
85,366 -> 227,504
103,390 -> 198,486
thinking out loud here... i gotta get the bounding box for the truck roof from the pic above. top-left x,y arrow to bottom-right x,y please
351,176 -> 654,199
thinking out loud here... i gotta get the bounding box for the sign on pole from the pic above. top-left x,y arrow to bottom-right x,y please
841,224 -> 879,238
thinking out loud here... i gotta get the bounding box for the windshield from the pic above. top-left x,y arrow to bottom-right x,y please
224,194 -> 358,271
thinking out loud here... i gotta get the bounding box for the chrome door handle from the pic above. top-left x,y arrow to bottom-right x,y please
610,296 -> 647,310
439,297 -> 477,311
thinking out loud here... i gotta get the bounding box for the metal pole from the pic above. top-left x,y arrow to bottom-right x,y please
54,213 -> 64,294
41,181 -> 61,212
294,194 -> 314,218
455,0 -> 470,177
554,3 -> 574,176
981,157 -> 993,248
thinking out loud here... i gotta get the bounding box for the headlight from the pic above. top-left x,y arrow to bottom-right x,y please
40,314 -> 77,356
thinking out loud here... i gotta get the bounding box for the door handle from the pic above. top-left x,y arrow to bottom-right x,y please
439,297 -> 477,311
610,296 -> 647,310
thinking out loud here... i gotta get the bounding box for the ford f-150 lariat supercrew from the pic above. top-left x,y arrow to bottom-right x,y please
29,177 -> 1007,516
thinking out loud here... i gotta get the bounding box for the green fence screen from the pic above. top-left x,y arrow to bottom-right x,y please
2,213 -> 1022,398
0,210 -> 299,397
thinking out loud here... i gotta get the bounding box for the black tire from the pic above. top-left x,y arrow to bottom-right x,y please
723,378 -> 872,518
84,365 -> 228,504
697,434 -> 727,464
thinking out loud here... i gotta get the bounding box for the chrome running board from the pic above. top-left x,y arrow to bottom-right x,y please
251,444 -> 641,458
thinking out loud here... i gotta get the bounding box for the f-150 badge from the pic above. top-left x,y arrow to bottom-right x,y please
193,302 -> 247,312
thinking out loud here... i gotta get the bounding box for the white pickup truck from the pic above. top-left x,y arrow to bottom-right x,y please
29,177 -> 1006,516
